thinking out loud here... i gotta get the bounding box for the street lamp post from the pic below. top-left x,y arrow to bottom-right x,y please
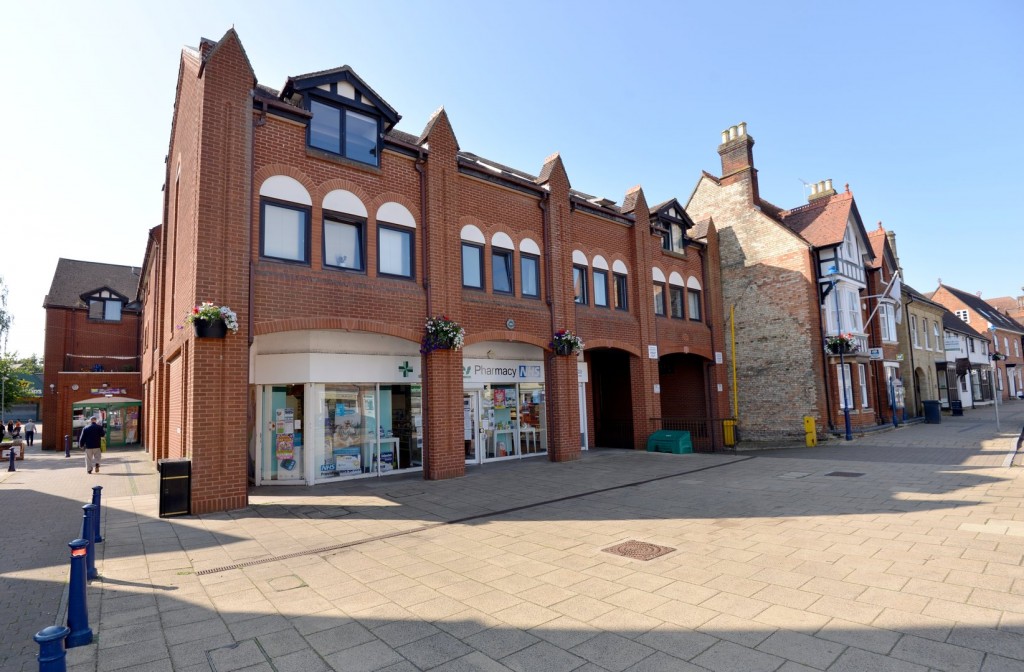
830,268 -> 853,441
989,326 -> 1001,432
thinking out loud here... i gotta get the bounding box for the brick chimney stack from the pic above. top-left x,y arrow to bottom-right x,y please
885,227 -> 901,273
718,122 -> 759,204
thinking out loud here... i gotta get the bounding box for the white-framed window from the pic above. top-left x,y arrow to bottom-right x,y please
923,319 -> 931,350
955,309 -> 969,323
837,363 -> 854,410
911,315 -> 919,348
933,323 -> 940,350
845,289 -> 861,333
1004,337 -> 1009,353
879,303 -> 895,342
1016,340 -> 1020,357
859,363 -> 869,408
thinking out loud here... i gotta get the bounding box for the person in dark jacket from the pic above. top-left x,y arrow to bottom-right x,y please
80,417 -> 105,474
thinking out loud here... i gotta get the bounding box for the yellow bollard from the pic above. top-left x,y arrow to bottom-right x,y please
723,419 -> 737,447
803,416 -> 817,447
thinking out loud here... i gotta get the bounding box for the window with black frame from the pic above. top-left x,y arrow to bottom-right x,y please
573,265 -> 588,305
521,254 -> 539,298
593,269 -> 608,307
688,288 -> 702,321
324,213 -> 365,271
492,248 -> 514,294
378,222 -> 413,279
261,199 -> 310,263
309,99 -> 380,166
462,243 -> 483,289
654,283 -> 666,316
613,273 -> 627,310
670,286 -> 684,318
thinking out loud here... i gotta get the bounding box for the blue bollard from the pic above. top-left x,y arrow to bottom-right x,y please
80,505 -> 98,581
65,539 -> 92,648
7,444 -> 15,472
64,434 -> 70,458
90,486 -> 103,543
35,624 -> 71,672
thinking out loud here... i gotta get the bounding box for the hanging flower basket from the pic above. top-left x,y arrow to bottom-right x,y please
825,333 -> 858,355
185,302 -> 239,338
421,315 -> 465,354
551,329 -> 584,356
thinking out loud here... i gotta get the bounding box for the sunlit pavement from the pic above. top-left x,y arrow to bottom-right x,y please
2,404 -> 1023,672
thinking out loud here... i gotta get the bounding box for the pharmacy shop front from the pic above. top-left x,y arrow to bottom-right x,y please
462,354 -> 590,463
252,333 -> 424,486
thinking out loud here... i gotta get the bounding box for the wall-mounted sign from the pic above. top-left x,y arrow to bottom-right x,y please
715,352 -> 723,364
868,348 -> 883,361
90,388 -> 126,395
648,345 -> 658,359
944,336 -> 961,351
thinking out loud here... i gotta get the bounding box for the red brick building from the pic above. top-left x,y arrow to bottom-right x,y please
686,123 -> 891,441
930,284 -> 1024,401
141,29 -> 730,513
42,259 -> 144,450
865,224 -> 906,425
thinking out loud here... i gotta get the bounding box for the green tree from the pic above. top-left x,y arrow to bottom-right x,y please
16,354 -> 42,374
0,354 -> 32,413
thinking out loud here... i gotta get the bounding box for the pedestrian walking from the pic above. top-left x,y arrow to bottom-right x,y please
5,420 -> 12,438
23,419 -> 36,446
79,417 -> 105,474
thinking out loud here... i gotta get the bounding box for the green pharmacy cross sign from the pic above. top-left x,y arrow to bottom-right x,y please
398,361 -> 413,378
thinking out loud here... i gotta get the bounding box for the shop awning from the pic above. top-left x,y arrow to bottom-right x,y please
73,397 -> 142,406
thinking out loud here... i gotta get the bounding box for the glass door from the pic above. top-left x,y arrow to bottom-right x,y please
464,391 -> 482,464
262,385 -> 304,481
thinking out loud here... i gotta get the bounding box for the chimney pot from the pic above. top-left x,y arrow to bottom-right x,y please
738,122 -> 747,136
721,130 -> 729,144
729,126 -> 738,140
825,178 -> 833,191
811,183 -> 818,195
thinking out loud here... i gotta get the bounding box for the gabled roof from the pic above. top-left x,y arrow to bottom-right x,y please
44,259 -> 141,311
865,224 -> 893,270
939,284 -> 1024,333
281,65 -> 401,130
941,309 -> 989,341
777,190 -> 869,252
987,296 -> 1023,314
690,218 -> 712,240
903,283 -> 945,310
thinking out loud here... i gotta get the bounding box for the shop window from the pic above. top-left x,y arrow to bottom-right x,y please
593,269 -> 608,307
261,199 -> 310,263
653,283 -> 666,316
309,99 -> 380,166
492,248 -> 514,294
670,286 -> 684,318
378,223 -> 413,279
687,288 -> 702,321
613,273 -> 628,311
323,214 -> 364,271
462,242 -> 483,289
521,254 -> 539,298
573,265 -> 588,305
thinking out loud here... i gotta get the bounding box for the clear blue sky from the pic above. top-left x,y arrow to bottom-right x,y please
1,0 -> 1021,358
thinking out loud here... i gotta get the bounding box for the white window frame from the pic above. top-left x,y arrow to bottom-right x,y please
879,303 -> 895,342
836,363 -> 854,410
911,315 -> 919,348
933,323 -> 940,350
923,319 -> 931,350
955,309 -> 969,323
859,363 -> 869,408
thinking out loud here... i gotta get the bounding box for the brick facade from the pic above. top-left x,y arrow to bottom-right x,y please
138,29 -> 729,513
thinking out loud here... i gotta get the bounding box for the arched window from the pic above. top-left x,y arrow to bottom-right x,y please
520,238 -> 541,299
323,190 -> 367,271
687,276 -> 703,321
460,225 -> 485,289
377,203 -> 416,279
260,176 -> 311,263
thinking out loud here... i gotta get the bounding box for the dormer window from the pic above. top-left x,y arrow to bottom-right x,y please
283,66 -> 401,170
309,99 -> 379,166
84,289 -> 124,322
653,203 -> 692,254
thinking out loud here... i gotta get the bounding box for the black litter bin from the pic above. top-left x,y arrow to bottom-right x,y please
158,458 -> 191,517
922,400 -> 941,424
950,400 -> 963,416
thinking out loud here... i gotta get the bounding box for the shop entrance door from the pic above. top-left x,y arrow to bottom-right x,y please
464,392 -> 482,464
262,385 -> 304,482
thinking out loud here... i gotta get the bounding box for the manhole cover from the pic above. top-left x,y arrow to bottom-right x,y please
825,471 -> 864,477
602,540 -> 676,561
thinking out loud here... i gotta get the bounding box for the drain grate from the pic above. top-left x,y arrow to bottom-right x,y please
825,471 -> 865,478
603,540 -> 676,561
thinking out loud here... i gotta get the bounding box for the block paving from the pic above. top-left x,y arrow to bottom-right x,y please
1,404 -> 1023,671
